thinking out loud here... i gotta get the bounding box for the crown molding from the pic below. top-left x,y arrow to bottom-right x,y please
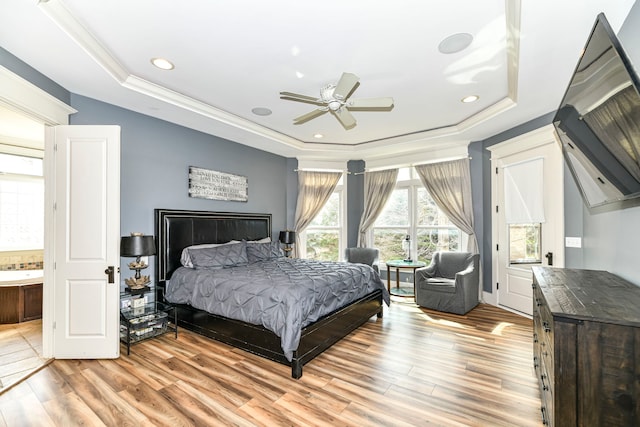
0,66 -> 76,125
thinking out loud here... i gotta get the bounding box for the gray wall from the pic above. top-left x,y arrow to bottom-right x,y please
68,94 -> 288,284
0,47 -> 70,105
284,158 -> 298,229
468,141 -> 488,290
346,160 -> 365,248
563,167 -> 584,269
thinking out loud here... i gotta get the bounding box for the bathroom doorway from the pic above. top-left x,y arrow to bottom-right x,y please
0,105 -> 47,392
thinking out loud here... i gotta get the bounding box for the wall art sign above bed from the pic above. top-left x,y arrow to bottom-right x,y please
188,166 -> 248,202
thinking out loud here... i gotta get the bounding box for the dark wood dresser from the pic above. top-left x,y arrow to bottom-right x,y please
532,267 -> 640,426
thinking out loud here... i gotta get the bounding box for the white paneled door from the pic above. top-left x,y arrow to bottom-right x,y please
49,125 -> 121,358
490,125 -> 564,316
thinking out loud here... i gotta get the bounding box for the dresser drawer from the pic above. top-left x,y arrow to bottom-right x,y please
538,356 -> 554,426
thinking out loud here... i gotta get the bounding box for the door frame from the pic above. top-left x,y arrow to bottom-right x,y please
0,66 -> 77,358
485,124 -> 565,311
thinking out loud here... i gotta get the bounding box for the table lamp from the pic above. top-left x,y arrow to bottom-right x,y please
279,230 -> 296,257
120,233 -> 156,290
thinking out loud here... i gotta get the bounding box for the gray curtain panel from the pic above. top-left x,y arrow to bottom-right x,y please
293,170 -> 342,257
414,158 -> 478,254
357,168 -> 398,247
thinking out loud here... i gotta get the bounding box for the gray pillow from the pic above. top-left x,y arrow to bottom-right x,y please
180,242 -> 233,268
188,241 -> 248,269
246,240 -> 284,263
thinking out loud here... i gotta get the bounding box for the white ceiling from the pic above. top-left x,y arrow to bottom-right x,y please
0,0 -> 636,166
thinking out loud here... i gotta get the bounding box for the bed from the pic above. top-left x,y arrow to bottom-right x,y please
155,208 -> 388,378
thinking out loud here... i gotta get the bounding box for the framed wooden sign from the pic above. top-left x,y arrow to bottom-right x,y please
188,166 -> 248,202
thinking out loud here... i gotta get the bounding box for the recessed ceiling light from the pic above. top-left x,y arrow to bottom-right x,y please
251,107 -> 272,116
313,133 -> 323,139
438,33 -> 473,54
151,57 -> 174,70
461,95 -> 479,103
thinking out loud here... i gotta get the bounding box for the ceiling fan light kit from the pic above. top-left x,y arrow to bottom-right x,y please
280,72 -> 394,130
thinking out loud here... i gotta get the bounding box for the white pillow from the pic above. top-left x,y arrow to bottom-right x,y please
246,237 -> 271,244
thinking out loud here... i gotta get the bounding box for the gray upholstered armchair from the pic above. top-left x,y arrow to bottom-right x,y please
345,247 -> 379,273
415,251 -> 479,315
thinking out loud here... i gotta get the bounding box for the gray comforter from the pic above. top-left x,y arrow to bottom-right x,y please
165,258 -> 389,360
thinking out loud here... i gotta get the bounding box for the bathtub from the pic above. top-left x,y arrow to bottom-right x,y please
0,270 -> 43,323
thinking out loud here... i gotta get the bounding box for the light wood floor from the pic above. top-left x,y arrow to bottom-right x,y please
0,320 -> 49,393
0,300 -> 543,426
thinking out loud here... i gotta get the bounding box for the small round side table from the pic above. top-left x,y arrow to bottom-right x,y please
385,259 -> 427,297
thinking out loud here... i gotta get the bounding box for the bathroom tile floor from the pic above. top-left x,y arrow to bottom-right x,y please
0,319 -> 50,393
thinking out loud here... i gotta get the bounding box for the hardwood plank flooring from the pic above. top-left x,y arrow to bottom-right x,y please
0,320 -> 50,393
0,301 -> 543,426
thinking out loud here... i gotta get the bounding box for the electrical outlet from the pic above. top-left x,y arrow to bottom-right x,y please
565,237 -> 582,248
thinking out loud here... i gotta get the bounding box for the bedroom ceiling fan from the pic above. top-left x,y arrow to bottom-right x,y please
279,72 -> 394,130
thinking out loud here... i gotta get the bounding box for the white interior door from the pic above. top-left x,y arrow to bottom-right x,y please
490,125 -> 564,316
49,125 -> 120,358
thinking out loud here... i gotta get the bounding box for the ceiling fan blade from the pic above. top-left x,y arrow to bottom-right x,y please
347,97 -> 394,109
333,72 -> 359,100
280,91 -> 324,105
293,108 -> 327,124
333,108 -> 356,130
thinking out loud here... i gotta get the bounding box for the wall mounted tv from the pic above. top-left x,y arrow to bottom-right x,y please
553,13 -> 640,212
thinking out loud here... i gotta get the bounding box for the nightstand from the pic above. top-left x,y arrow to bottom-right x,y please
120,297 -> 177,355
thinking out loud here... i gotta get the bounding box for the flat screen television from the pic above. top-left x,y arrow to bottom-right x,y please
553,13 -> 640,212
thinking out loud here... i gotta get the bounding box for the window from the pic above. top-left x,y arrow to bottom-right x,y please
0,153 -> 44,251
299,176 -> 345,261
372,167 -> 463,264
509,223 -> 541,264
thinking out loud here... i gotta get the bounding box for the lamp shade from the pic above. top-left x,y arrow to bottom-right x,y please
279,230 -> 296,245
120,235 -> 156,257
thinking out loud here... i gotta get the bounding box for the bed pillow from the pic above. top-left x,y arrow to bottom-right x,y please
181,237 -> 271,267
246,240 -> 284,263
233,237 -> 271,244
187,242 -> 248,269
180,242 -> 233,268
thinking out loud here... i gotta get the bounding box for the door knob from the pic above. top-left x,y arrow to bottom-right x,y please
104,266 -> 115,283
545,252 -> 553,266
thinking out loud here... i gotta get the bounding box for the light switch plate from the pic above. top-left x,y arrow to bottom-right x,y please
565,237 -> 582,248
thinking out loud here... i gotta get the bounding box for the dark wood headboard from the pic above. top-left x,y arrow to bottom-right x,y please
154,209 -> 272,282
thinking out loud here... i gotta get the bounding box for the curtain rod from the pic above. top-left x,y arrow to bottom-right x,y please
295,156 -> 472,175
411,156 -> 472,167
293,168 -> 366,175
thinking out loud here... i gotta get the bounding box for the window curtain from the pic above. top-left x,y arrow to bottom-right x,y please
357,168 -> 398,247
293,170 -> 342,257
414,158 -> 478,253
